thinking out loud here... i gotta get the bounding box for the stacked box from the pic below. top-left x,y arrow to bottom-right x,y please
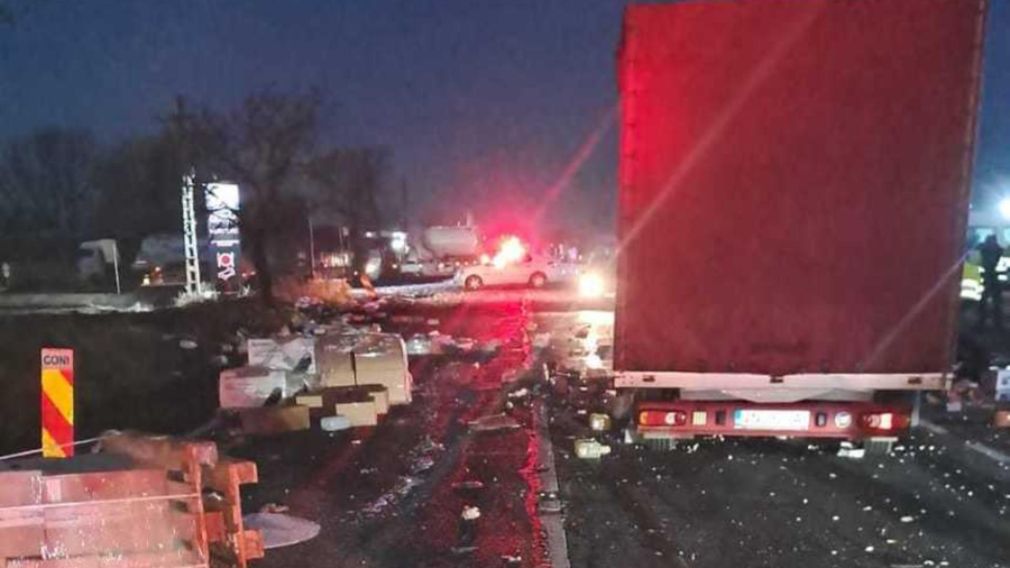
238,405 -> 311,434
295,386 -> 383,425
219,366 -> 286,408
316,335 -> 358,388
248,336 -> 317,373
335,400 -> 378,427
354,334 -> 412,405
358,385 -> 390,415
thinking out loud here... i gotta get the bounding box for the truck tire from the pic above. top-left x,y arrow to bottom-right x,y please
464,275 -> 484,291
863,438 -> 895,456
529,272 -> 547,289
642,437 -> 678,452
609,390 -> 636,424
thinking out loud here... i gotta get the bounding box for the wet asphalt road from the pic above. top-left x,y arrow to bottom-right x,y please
233,292 -> 1009,568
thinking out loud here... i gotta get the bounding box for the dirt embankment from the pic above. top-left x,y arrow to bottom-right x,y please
0,300 -> 287,455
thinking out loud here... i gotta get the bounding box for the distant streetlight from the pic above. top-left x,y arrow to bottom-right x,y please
999,197 -> 1010,220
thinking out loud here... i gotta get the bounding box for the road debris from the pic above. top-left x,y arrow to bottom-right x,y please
219,366 -> 288,408
469,413 -> 521,432
243,512 -> 321,549
574,438 -> 612,459
589,413 -> 612,432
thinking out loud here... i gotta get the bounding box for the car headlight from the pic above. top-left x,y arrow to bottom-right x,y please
578,272 -> 606,298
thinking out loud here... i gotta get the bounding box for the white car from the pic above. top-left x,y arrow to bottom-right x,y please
456,253 -> 578,290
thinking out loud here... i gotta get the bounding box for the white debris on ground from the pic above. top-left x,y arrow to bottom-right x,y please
174,289 -> 219,307
469,413 -> 521,432
242,512 -> 321,549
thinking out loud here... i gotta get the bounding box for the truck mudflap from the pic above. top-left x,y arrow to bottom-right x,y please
634,400 -> 910,441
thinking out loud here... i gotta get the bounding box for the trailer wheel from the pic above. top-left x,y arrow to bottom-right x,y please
642,437 -> 678,452
464,275 -> 484,290
863,438 -> 895,456
529,272 -> 547,288
609,390 -> 636,424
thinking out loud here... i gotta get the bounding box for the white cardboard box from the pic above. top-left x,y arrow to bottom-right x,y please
248,337 -> 317,373
219,366 -> 287,408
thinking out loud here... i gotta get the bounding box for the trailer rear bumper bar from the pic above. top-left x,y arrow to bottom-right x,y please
635,400 -> 909,440
615,371 -> 948,392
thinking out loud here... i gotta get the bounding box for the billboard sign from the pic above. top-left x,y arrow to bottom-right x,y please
206,182 -> 241,286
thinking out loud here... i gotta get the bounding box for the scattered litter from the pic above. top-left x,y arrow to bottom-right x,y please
837,446 -> 866,459
454,337 -> 476,351
508,388 -> 530,400
574,438 -> 612,459
259,503 -> 290,513
865,545 -> 874,553
589,413 -> 612,432
452,480 -> 485,491
426,318 -> 440,326
900,515 -> 915,523
411,455 -> 435,473
469,413 -> 520,432
405,335 -> 432,355
243,512 -> 320,549
461,505 -> 481,521
362,476 -> 422,516
501,554 -> 522,565
479,340 -> 501,353
179,339 -> 198,350
395,476 -> 423,497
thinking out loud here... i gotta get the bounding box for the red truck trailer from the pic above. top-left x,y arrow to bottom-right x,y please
614,0 -> 987,451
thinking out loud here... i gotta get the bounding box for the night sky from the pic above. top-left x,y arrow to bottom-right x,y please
1,0 -> 1008,232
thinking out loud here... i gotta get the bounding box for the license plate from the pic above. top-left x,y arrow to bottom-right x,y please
733,409 -> 810,431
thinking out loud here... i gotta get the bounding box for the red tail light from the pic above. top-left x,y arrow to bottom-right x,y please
859,412 -> 909,432
639,410 -> 687,427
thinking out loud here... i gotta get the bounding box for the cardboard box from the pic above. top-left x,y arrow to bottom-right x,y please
296,386 -> 373,416
354,335 -> 412,405
219,366 -> 286,408
335,400 -> 378,427
238,405 -> 311,435
248,337 -> 317,373
316,344 -> 356,388
358,385 -> 390,415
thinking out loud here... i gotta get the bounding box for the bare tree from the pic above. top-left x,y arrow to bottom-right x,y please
0,128 -> 97,237
89,134 -> 184,239
305,146 -> 389,279
172,90 -> 320,304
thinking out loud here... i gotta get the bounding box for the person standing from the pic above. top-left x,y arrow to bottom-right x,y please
978,234 -> 1004,329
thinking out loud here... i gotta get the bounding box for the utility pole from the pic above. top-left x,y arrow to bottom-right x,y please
400,178 -> 408,229
308,214 -> 317,279
181,170 -> 202,295
112,240 -> 121,295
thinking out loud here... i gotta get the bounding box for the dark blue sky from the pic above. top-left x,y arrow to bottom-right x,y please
1,0 -> 1008,228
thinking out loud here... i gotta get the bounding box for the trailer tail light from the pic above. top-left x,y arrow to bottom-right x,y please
639,410 -> 687,427
859,412 -> 909,432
